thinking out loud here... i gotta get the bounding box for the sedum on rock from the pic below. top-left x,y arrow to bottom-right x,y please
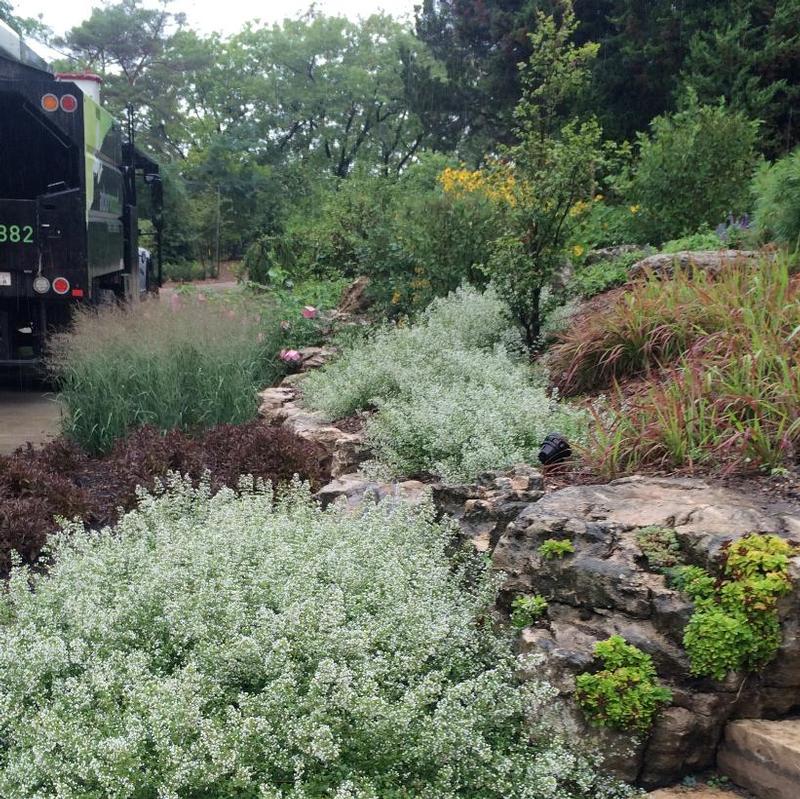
0,476 -> 633,799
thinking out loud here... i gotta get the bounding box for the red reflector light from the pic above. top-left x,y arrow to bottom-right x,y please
71,288 -> 84,297
52,277 -> 70,295
41,94 -> 59,112
60,94 -> 78,113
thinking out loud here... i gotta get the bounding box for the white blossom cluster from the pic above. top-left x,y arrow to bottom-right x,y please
0,478 -> 632,799
303,286 -> 585,481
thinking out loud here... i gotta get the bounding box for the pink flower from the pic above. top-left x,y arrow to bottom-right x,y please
279,349 -> 302,364
301,306 -> 318,319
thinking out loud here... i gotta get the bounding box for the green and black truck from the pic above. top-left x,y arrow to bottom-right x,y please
0,19 -> 162,365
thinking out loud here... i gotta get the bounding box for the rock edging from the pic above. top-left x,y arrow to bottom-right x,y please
259,384 -> 367,478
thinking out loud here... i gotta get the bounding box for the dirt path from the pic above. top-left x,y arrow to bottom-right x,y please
0,389 -> 62,454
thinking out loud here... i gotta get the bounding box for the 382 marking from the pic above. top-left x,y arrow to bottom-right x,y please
0,225 -> 34,244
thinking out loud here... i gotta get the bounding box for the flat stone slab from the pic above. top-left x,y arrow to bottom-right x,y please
718,719 -> 800,799
526,476 -> 800,540
629,249 -> 762,279
649,788 -> 743,798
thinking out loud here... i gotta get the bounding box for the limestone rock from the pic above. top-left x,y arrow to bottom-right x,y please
297,346 -> 336,371
258,386 -> 366,478
648,788 -> 742,798
718,719 -> 800,799
640,706 -> 721,787
585,244 -> 655,265
629,250 -> 761,279
428,465 -> 544,553
490,475 -> 800,787
316,473 -> 429,510
338,276 -> 372,314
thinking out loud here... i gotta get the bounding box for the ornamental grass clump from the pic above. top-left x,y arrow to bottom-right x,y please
303,286 -> 585,482
0,479 -> 633,799
48,296 -> 284,453
568,254 -> 800,475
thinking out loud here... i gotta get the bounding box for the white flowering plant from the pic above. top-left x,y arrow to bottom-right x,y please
303,286 -> 585,482
0,478 -> 632,799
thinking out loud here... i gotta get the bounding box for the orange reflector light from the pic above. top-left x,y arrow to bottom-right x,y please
60,94 -> 78,113
71,288 -> 84,297
41,94 -> 59,112
52,277 -> 70,295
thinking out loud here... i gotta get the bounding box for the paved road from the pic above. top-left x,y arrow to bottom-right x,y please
0,389 -> 62,454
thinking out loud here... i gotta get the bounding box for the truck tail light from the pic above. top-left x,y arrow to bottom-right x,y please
60,94 -> 78,113
41,94 -> 59,112
52,277 -> 70,295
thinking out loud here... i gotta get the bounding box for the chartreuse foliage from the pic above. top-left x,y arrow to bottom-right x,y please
0,478 -> 635,799
675,533 -> 796,679
575,636 -> 672,732
511,594 -> 549,628
538,539 -> 575,560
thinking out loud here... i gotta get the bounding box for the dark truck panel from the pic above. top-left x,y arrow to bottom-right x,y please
0,33 -> 160,366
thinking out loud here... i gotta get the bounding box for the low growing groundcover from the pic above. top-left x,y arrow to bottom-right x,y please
0,480 -> 633,799
302,286 -> 586,482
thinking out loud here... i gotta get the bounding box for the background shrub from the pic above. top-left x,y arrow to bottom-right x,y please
566,250 -> 643,300
303,287 -> 585,481
659,230 -> 725,253
241,155 -> 497,316
0,480 -> 632,799
628,95 -> 759,245
753,147 -> 800,249
48,297 -> 284,453
0,423 -> 328,577
162,260 -> 207,282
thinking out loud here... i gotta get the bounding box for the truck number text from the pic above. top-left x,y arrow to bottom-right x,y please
0,225 -> 34,244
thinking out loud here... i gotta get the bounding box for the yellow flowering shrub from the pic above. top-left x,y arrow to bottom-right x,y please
439,165 -> 518,206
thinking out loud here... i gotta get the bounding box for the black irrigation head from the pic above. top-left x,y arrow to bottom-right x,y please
538,433 -> 572,466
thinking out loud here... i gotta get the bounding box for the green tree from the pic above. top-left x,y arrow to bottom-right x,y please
0,0 -> 52,42
0,0 -> 16,27
486,1 -> 609,347
222,14 -> 448,178
682,0 -> 800,156
415,0 -> 557,154
583,0 -> 721,142
58,0 -> 200,157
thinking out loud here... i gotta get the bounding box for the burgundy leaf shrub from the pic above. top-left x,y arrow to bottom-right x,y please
0,422 -> 328,577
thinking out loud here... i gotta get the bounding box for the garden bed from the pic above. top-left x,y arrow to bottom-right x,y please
0,421 -> 328,577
